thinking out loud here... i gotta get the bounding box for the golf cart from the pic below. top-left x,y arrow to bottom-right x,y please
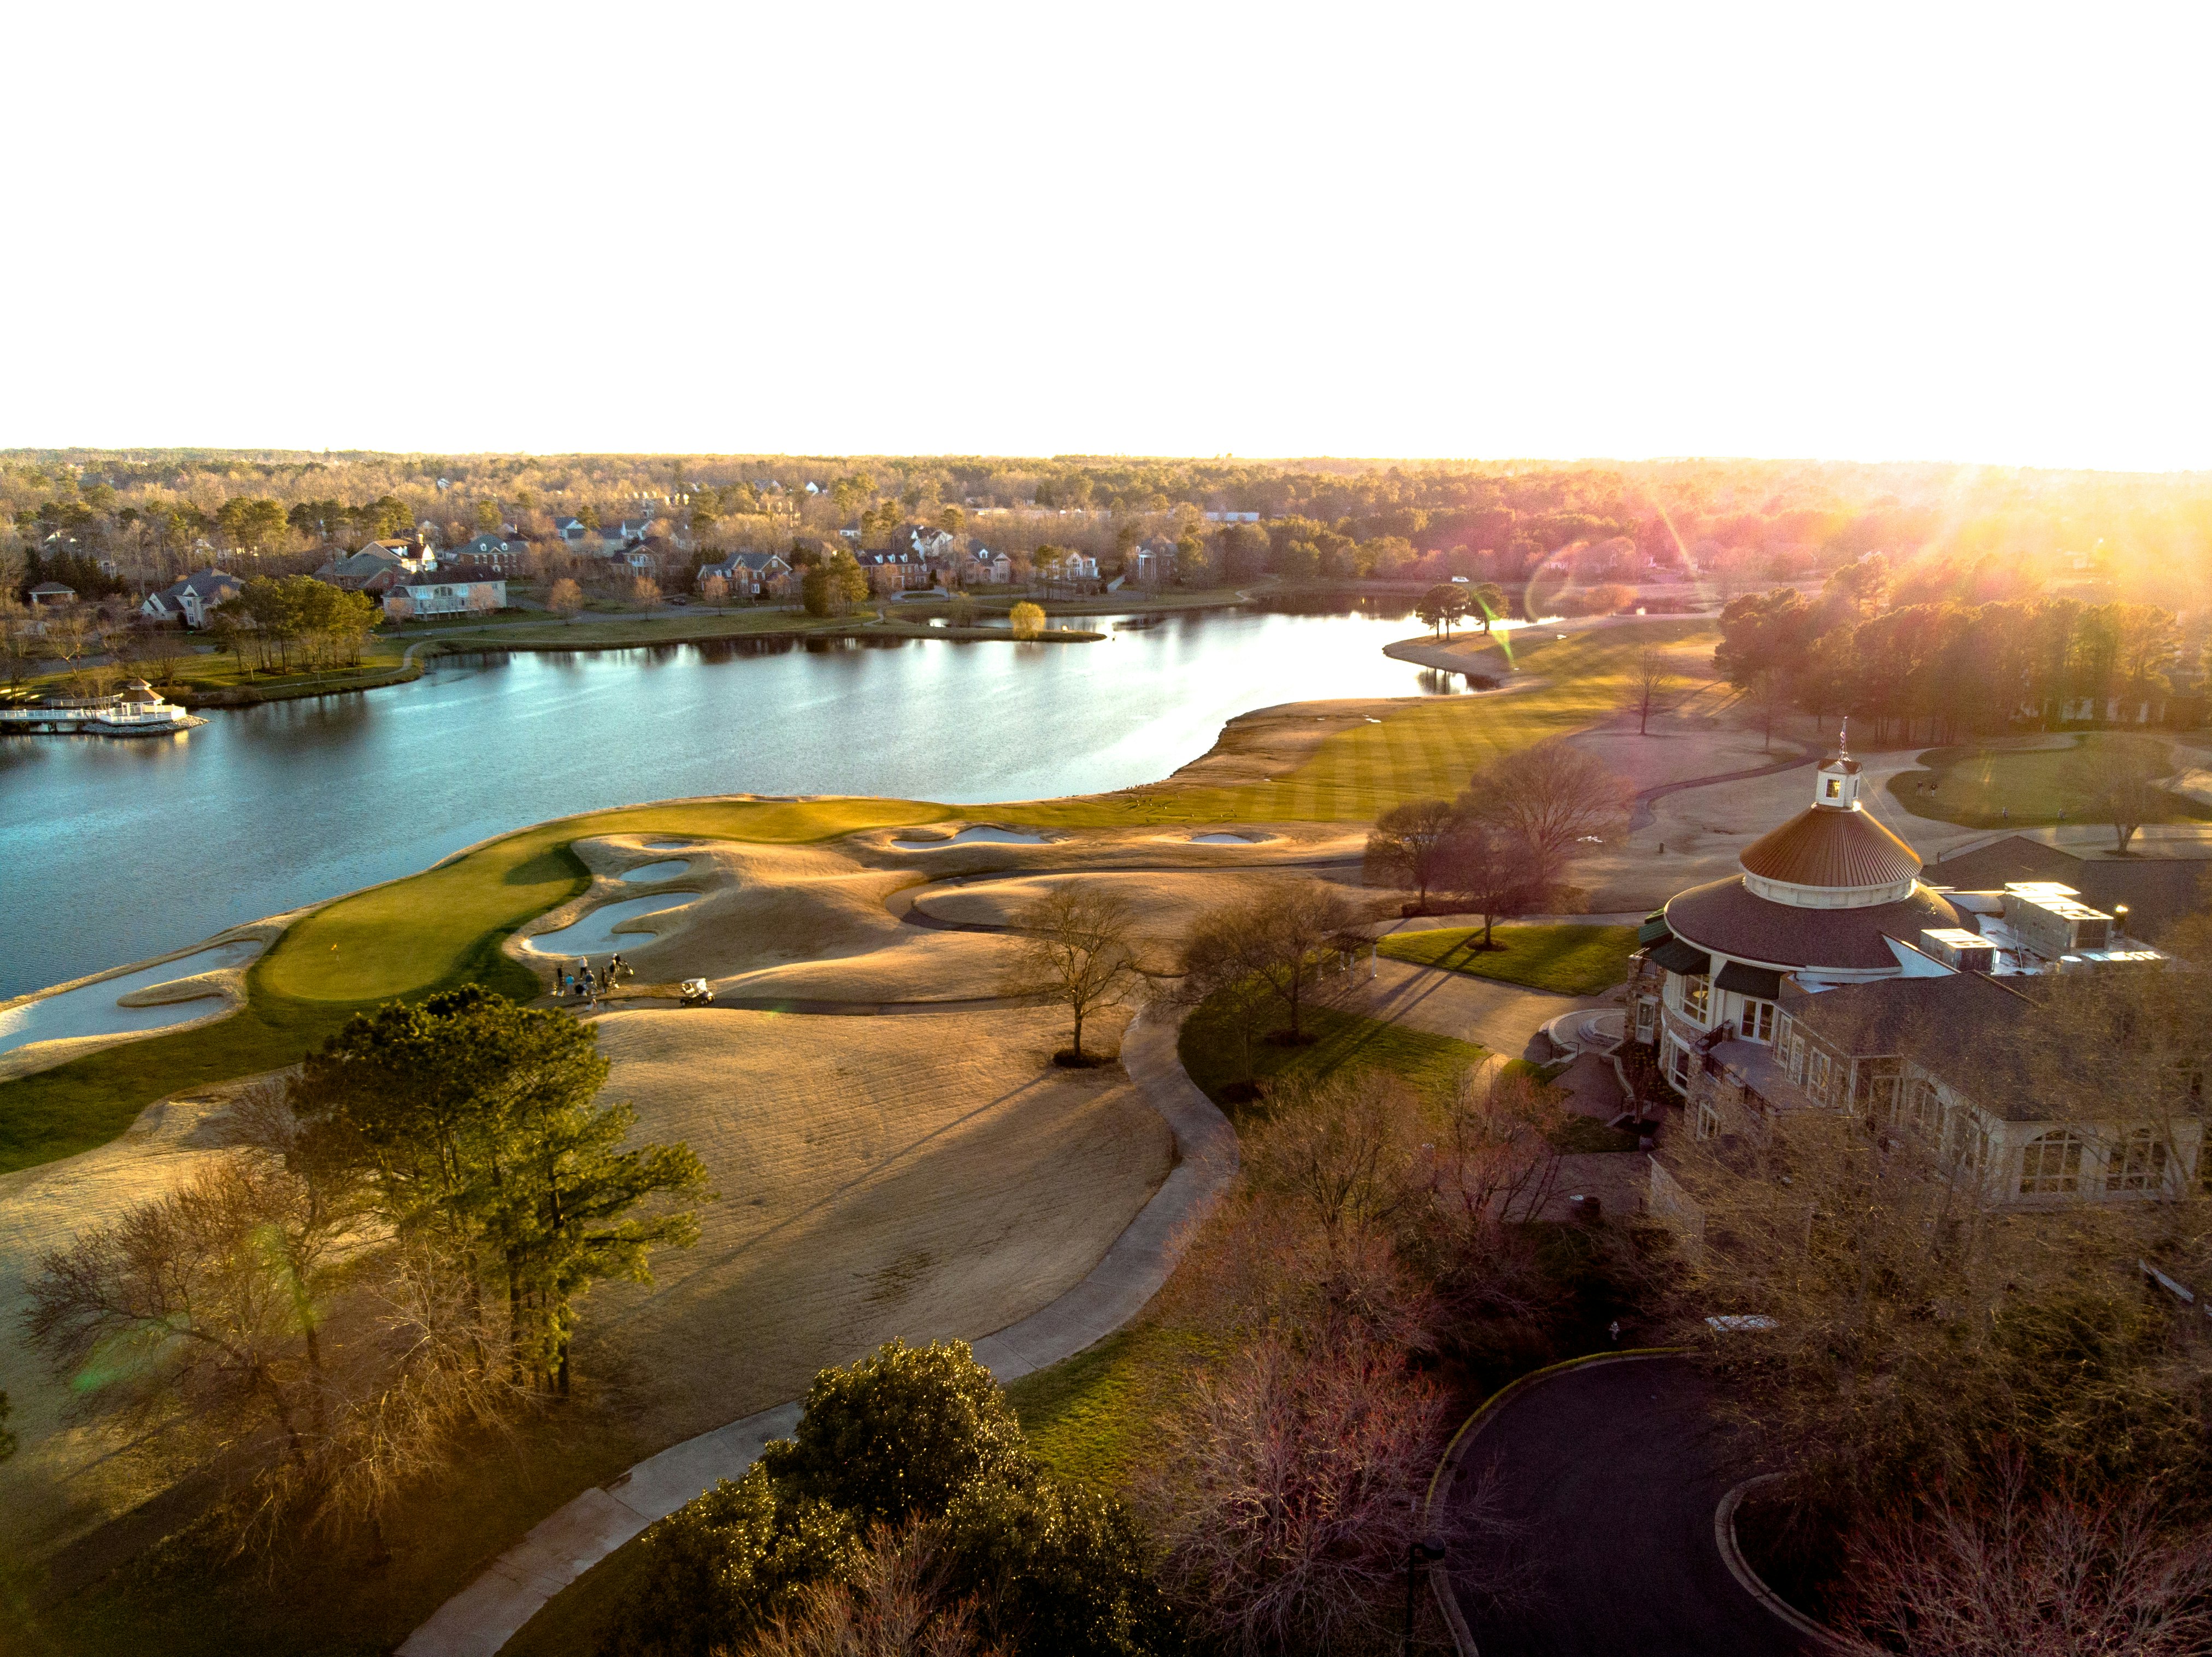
679,978 -> 715,1007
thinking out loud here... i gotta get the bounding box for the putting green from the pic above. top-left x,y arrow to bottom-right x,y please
1886,734 -> 2210,830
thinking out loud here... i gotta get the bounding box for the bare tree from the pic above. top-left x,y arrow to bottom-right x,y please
1180,882 -> 1366,1045
700,573 -> 729,608
21,1094 -> 525,1558
1455,738 -> 1632,892
1425,1064 -> 1567,1235
42,606 -> 92,674
1001,882 -> 1141,1064
1628,645 -> 1675,736
1362,798 -> 1458,911
1836,1456 -> 2212,1657
2063,733 -> 2172,854
1433,822 -> 1544,948
1749,667 -> 1791,753
546,577 -> 584,624
630,575 -> 663,608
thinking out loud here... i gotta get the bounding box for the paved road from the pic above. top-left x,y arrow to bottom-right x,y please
1441,1355 -> 1807,1656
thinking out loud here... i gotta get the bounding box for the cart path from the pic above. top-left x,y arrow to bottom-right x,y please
395,1001 -> 1234,1657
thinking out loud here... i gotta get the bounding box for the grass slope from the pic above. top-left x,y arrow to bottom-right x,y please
1010,620 -> 1716,827
1177,1001 -> 1487,1111
0,798 -> 942,1173
1887,733 -> 2211,830
1375,924 -> 1638,996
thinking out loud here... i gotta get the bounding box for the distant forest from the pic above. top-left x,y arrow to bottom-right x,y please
6,451 -> 2210,630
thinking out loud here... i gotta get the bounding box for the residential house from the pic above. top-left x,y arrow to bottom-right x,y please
966,547 -> 1013,585
1627,739 -> 2197,1208
448,533 -> 526,571
359,538 -> 436,574
382,576 -> 508,620
140,569 -> 244,628
855,550 -> 934,594
907,525 -> 956,563
1131,537 -> 1178,585
550,515 -> 591,546
696,552 -> 793,598
316,549 -> 415,593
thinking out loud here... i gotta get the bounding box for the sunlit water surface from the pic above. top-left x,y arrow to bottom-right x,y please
0,606 -> 1479,996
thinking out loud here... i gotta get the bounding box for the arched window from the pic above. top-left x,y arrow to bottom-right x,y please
2105,1127 -> 2168,1194
2020,1130 -> 2083,1196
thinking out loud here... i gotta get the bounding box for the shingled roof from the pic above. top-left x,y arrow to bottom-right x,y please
1667,877 -> 1963,970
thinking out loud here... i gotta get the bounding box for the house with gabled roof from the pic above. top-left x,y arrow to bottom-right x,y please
140,569 -> 243,628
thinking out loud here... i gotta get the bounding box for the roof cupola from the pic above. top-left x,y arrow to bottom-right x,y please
1811,720 -> 1865,810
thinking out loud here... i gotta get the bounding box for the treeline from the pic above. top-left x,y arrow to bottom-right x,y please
8,451 -> 2211,618
1714,553 -> 2195,739
210,575 -> 384,673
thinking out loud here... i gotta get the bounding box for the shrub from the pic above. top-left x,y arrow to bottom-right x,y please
618,1341 -> 1172,1657
1009,601 -> 1045,639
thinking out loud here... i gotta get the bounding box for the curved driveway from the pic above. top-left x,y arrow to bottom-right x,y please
1440,1354 -> 1807,1656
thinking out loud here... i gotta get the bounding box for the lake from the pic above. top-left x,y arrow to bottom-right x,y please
0,605 -> 1489,997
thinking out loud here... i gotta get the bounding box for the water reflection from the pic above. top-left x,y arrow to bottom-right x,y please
3,608 -> 1461,996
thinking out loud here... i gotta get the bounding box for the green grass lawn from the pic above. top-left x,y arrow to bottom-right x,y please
1886,733 -> 2212,830
0,797 -> 944,1174
1375,923 -> 1639,996
1009,619 -> 1717,828
1176,998 -> 1487,1111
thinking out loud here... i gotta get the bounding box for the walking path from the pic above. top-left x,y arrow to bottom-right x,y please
396,1002 -> 1236,1657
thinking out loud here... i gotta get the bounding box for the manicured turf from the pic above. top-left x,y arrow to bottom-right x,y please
1886,733 -> 2210,830
1011,620 -> 1717,828
1375,923 -> 1639,996
1176,995 -> 1487,1111
0,798 -> 944,1173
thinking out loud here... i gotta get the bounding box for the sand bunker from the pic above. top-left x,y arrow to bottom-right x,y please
891,827 -> 1051,850
576,1004 -> 1172,1444
913,868 -> 1328,960
522,894 -> 701,957
0,939 -> 264,1057
620,859 -> 696,884
1186,831 -> 1276,845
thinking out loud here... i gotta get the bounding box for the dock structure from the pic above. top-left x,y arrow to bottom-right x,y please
0,679 -> 205,736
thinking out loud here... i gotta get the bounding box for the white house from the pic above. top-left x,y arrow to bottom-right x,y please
383,577 -> 508,619
141,569 -> 244,628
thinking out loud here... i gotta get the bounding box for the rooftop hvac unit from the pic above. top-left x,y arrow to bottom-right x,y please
2002,884 -> 2113,960
1920,927 -> 1996,972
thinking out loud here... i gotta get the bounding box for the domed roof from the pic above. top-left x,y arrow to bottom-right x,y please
1666,878 -> 1963,972
1739,804 -> 1922,890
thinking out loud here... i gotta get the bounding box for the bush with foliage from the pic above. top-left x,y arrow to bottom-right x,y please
615,1340 -> 1173,1657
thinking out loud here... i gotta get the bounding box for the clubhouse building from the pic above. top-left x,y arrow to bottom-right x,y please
1629,739 -> 2202,1206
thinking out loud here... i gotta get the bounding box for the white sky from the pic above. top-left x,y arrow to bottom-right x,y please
10,3 -> 2211,469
